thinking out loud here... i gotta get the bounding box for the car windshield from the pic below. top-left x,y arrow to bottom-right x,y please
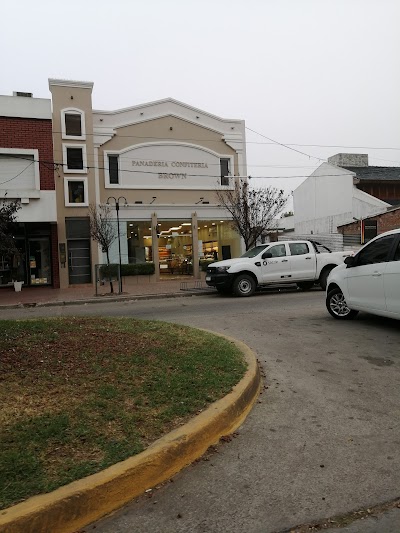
240,245 -> 268,258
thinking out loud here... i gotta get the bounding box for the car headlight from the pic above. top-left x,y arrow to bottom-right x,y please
216,266 -> 230,273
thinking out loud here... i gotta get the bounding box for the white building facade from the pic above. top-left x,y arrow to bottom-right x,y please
294,161 -> 390,235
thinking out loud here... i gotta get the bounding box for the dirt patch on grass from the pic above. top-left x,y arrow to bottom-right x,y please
0,317 -> 246,509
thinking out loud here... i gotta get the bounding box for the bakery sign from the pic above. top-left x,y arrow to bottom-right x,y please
115,143 -> 232,190
132,159 -> 209,181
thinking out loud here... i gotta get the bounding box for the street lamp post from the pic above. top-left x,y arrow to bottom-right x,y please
106,196 -> 128,294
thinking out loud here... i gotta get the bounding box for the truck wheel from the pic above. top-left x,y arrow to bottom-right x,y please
297,281 -> 314,291
233,274 -> 256,297
326,287 -> 358,320
320,267 -> 334,291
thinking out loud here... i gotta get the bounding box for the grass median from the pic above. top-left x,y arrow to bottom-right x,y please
0,317 -> 246,510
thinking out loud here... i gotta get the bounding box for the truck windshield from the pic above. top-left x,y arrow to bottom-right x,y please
240,245 -> 269,258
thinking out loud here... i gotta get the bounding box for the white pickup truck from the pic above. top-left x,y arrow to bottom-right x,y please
205,240 -> 352,297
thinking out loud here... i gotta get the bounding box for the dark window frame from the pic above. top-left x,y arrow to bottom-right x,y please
220,158 -> 230,186
68,180 -> 85,204
65,113 -> 82,137
66,147 -> 84,170
108,154 -> 119,184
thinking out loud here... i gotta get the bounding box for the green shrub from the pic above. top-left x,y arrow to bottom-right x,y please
100,263 -> 155,278
199,259 -> 215,272
122,263 -> 155,276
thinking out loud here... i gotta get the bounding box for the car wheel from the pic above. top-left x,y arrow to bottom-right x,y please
320,267 -> 333,291
232,274 -> 256,297
326,287 -> 358,320
297,281 -> 314,291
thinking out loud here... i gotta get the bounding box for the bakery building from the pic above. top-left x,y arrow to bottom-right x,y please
49,79 -> 246,289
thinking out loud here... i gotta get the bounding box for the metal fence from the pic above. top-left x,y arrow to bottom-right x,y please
277,233 -> 345,252
95,263 -> 121,296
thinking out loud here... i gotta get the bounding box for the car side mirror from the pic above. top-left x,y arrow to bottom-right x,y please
344,256 -> 356,268
262,252 -> 273,259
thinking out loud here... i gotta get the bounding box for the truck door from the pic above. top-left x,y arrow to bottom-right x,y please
288,242 -> 315,280
260,243 -> 291,282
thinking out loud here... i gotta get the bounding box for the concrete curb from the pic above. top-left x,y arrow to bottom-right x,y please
0,334 -> 261,533
0,289 -> 214,310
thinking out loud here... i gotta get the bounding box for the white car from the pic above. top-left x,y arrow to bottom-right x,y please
326,229 -> 400,320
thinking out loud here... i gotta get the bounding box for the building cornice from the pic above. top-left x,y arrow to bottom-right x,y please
48,79 -> 94,90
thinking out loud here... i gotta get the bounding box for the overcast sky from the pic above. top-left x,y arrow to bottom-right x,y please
2,0 -> 399,205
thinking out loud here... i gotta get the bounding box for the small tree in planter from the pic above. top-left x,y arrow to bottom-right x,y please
0,198 -> 21,257
0,198 -> 22,289
88,203 -> 117,293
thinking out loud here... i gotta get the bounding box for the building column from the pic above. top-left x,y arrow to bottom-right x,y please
192,212 -> 200,279
151,212 -> 160,281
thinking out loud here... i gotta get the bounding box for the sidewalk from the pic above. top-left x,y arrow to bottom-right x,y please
0,275 -> 213,309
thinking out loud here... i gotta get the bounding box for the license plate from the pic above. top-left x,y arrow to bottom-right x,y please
205,276 -> 211,281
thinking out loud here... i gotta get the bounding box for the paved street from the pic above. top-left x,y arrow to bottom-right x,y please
1,289 -> 399,532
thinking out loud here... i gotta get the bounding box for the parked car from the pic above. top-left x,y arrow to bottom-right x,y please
326,229 -> 400,320
205,240 -> 352,296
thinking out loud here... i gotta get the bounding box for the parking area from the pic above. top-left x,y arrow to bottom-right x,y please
1,289 -> 399,532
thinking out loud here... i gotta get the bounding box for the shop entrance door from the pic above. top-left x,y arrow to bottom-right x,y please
28,238 -> 51,285
68,240 -> 91,284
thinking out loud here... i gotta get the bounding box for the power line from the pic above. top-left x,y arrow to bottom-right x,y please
48,130 -> 400,150
49,148 -> 320,168
2,154 -> 357,181
245,126 -> 326,162
0,161 -> 35,186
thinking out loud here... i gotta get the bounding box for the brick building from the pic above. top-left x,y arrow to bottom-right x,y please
338,205 -> 400,246
328,153 -> 400,206
0,92 -> 59,288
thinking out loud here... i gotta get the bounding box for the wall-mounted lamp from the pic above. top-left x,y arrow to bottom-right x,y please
150,197 -> 156,204
195,197 -> 204,204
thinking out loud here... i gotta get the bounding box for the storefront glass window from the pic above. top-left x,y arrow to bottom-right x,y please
28,239 -> 52,285
0,224 -> 52,287
157,220 -> 193,275
126,221 -> 153,264
198,220 -> 241,263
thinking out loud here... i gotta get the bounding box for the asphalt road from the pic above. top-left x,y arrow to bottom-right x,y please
1,289 -> 400,533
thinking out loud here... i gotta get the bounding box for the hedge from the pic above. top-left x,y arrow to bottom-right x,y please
100,263 -> 155,277
199,259 -> 216,271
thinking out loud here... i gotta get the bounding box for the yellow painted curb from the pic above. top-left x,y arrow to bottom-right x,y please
0,333 -> 261,533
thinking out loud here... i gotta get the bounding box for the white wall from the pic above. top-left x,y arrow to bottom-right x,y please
14,191 -> 57,222
294,163 -> 390,234
0,95 -> 51,119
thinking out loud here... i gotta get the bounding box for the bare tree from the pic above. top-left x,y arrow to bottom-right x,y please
0,198 -> 21,257
88,203 -> 117,293
216,180 -> 288,250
